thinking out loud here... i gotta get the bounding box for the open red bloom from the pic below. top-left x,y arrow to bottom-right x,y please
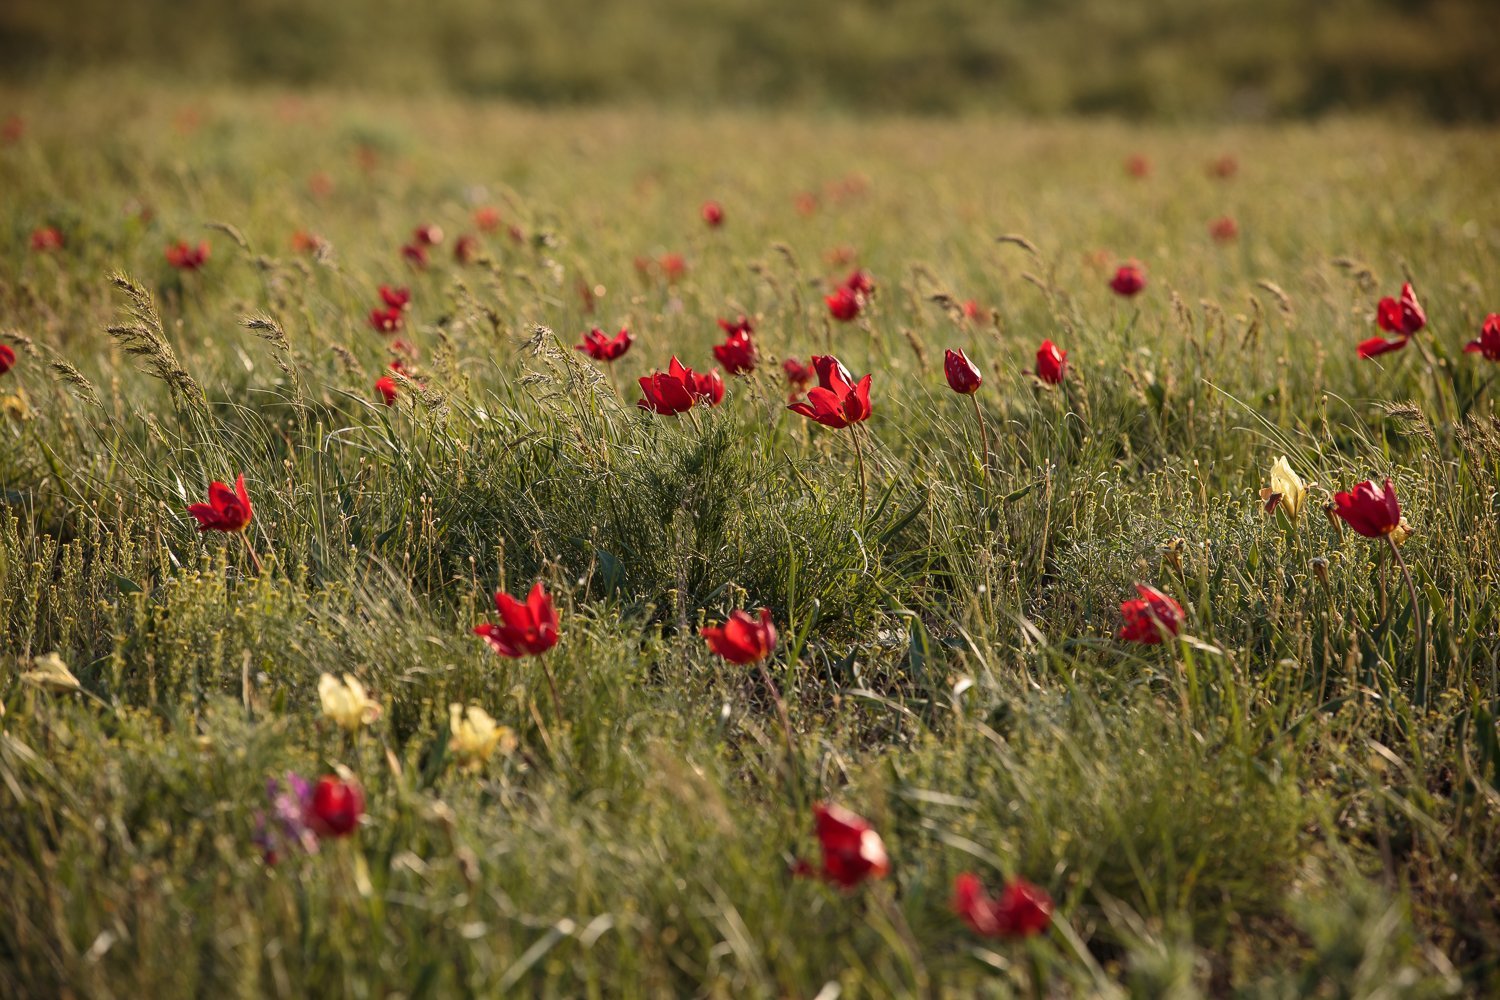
944,348 -> 982,395
305,776 -> 364,838
30,227 -> 64,252
810,803 -> 889,889
1377,282 -> 1426,337
953,873 -> 1054,938
0,344 -> 16,375
453,233 -> 480,264
788,355 -> 871,429
375,372 -> 399,405
1464,314 -> 1500,361
826,286 -> 862,322
1035,340 -> 1067,385
1209,216 -> 1239,242
1332,478 -> 1402,538
413,224 -> 444,247
401,243 -> 429,269
1110,262 -> 1145,297
702,608 -> 777,664
713,329 -> 758,375
1118,583 -> 1185,644
637,357 -> 722,414
369,307 -> 402,333
475,206 -> 502,231
380,285 -> 411,311
166,240 -> 210,270
577,327 -> 634,362
474,581 -> 560,657
701,200 -> 724,227
187,474 -> 253,533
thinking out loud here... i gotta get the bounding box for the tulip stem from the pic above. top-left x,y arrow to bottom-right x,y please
537,656 -> 565,724
1386,535 -> 1426,705
850,425 -> 868,519
756,661 -> 799,784
241,532 -> 264,575
971,393 -> 990,480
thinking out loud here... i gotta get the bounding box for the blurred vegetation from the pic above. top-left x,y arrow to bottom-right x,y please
2,0 -> 1499,119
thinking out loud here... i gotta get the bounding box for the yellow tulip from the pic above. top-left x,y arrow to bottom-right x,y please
1261,456 -> 1309,520
318,673 -> 382,733
449,703 -> 517,770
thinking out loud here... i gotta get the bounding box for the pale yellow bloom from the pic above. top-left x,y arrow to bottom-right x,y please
1390,518 -> 1414,546
318,673 -> 382,733
21,652 -> 81,692
1261,456 -> 1310,519
449,703 -> 517,770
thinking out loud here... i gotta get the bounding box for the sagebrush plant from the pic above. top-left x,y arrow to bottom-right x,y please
1,84 -> 1497,997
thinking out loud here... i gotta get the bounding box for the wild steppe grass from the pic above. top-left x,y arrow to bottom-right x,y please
2,81 -> 1499,996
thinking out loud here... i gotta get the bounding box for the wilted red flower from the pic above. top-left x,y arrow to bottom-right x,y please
187,474 -> 253,533
474,581 -> 560,657
576,327 -> 633,362
1464,314 -> 1500,361
165,240 -> 210,271
290,230 -> 325,254
962,299 -> 983,321
0,344 -> 15,375
453,234 -> 480,264
826,286 -> 862,322
1035,340 -> 1068,385
1332,479 -> 1402,538
1359,282 -> 1426,358
952,873 -> 1054,938
638,357 -> 722,414
702,608 -> 777,664
788,355 -> 871,429
305,776 -> 364,838
1209,216 -> 1239,242
369,307 -> 402,334
713,328 -> 758,375
401,243 -> 429,269
1125,154 -> 1151,178
701,201 -> 724,227
944,348 -> 982,395
1109,262 -> 1145,297
474,206 -> 502,231
808,803 -> 889,889
29,227 -> 63,252
1210,154 -> 1239,179
1118,583 -> 1185,644
795,191 -> 819,216
380,285 -> 411,311
659,253 -> 687,283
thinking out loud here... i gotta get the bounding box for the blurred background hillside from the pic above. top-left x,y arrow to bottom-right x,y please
2,0 -> 1497,120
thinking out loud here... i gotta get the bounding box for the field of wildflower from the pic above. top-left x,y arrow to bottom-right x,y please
3,81 -> 1500,997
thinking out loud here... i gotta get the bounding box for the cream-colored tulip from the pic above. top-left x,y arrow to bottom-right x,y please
319,673 -> 382,733
1261,456 -> 1309,519
21,652 -> 80,692
449,703 -> 517,770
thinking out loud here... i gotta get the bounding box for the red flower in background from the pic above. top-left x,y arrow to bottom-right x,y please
943,348 -> 982,395
701,201 -> 724,227
29,227 -> 64,252
807,803 -> 889,889
783,357 -> 812,396
380,285 -> 411,311
788,355 -> 871,429
1035,340 -> 1067,385
453,234 -> 480,264
1359,282 -> 1425,358
0,344 -> 16,375
1332,479 -> 1402,538
413,224 -> 444,247
717,315 -> 753,337
290,230 -> 325,254
826,286 -> 862,322
474,581 -> 560,657
702,608 -> 777,664
305,776 -> 364,838
375,373 -> 399,405
1126,154 -> 1151,178
187,474 -> 253,533
953,874 -> 1054,938
166,240 -> 210,270
307,172 -> 335,198
369,307 -> 402,333
2,115 -> 23,144
577,327 -> 634,362
962,299 -> 983,321
475,206 -> 502,231
842,269 -> 875,297
1464,314 -> 1500,361
1109,262 -> 1145,297
1210,154 -> 1239,179
401,243 -> 429,269
713,328 -> 758,375
638,357 -> 722,414
1209,216 -> 1239,242
1118,583 -> 1185,644
659,253 -> 687,283
795,191 -> 819,216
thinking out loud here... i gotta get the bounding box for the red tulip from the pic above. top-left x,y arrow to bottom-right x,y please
952,873 -> 1054,938
380,285 -> 411,311
1035,340 -> 1067,385
788,355 -> 871,429
842,269 -> 875,297
1110,262 -> 1145,297
187,474 -> 253,533
795,191 -> 819,216
290,230 -> 325,254
809,803 -> 889,888
577,327 -> 634,362
1377,282 -> 1426,337
659,253 -> 687,283
1210,154 -> 1238,179
413,224 -> 445,247
826,286 -> 862,322
1464,314 -> 1500,361
474,581 -> 560,657
1125,154 -> 1151,178
701,201 -> 724,227
165,240 -> 210,271
1331,478 -> 1402,538
702,608 -> 777,664
453,234 -> 480,264
713,328 -> 758,375
29,226 -> 63,252
0,344 -> 15,375
475,206 -> 502,231
401,243 -> 429,269
717,315 -> 754,338
944,348 -> 982,395
1209,216 -> 1239,242
375,374 -> 399,405
638,357 -> 722,414
305,776 -> 364,838
369,307 -> 402,333
1117,583 -> 1185,644
962,299 -> 983,321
